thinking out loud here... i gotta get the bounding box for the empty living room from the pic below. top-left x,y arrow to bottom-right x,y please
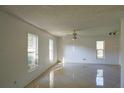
1,4 -> 124,89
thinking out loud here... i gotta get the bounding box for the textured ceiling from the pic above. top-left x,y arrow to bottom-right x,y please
1,5 -> 124,36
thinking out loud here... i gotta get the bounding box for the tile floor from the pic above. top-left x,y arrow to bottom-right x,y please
26,63 -> 120,88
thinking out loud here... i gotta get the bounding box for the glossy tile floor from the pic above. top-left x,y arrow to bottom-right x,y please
26,63 -> 120,88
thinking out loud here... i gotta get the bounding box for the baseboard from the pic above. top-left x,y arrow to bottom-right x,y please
64,62 -> 120,66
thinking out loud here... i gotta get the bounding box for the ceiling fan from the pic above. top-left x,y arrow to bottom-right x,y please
72,30 -> 78,40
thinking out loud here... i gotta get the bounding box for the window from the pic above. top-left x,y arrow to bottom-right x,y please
49,39 -> 53,62
28,33 -> 38,72
96,41 -> 105,59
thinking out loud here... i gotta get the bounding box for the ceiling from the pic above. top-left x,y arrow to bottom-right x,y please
1,5 -> 124,36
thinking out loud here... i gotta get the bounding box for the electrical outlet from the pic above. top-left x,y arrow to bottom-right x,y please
14,81 -> 17,84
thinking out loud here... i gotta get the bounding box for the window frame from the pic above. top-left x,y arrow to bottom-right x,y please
96,41 -> 105,59
27,33 -> 39,72
49,39 -> 54,62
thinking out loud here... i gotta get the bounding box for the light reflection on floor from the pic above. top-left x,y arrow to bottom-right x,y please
27,63 -> 120,88
49,71 -> 54,88
96,69 -> 104,87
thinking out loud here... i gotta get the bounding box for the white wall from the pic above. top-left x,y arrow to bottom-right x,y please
58,35 -> 120,65
120,18 -> 124,87
0,11 -> 57,87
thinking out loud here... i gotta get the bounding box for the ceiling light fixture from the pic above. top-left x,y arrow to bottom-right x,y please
108,31 -> 118,36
